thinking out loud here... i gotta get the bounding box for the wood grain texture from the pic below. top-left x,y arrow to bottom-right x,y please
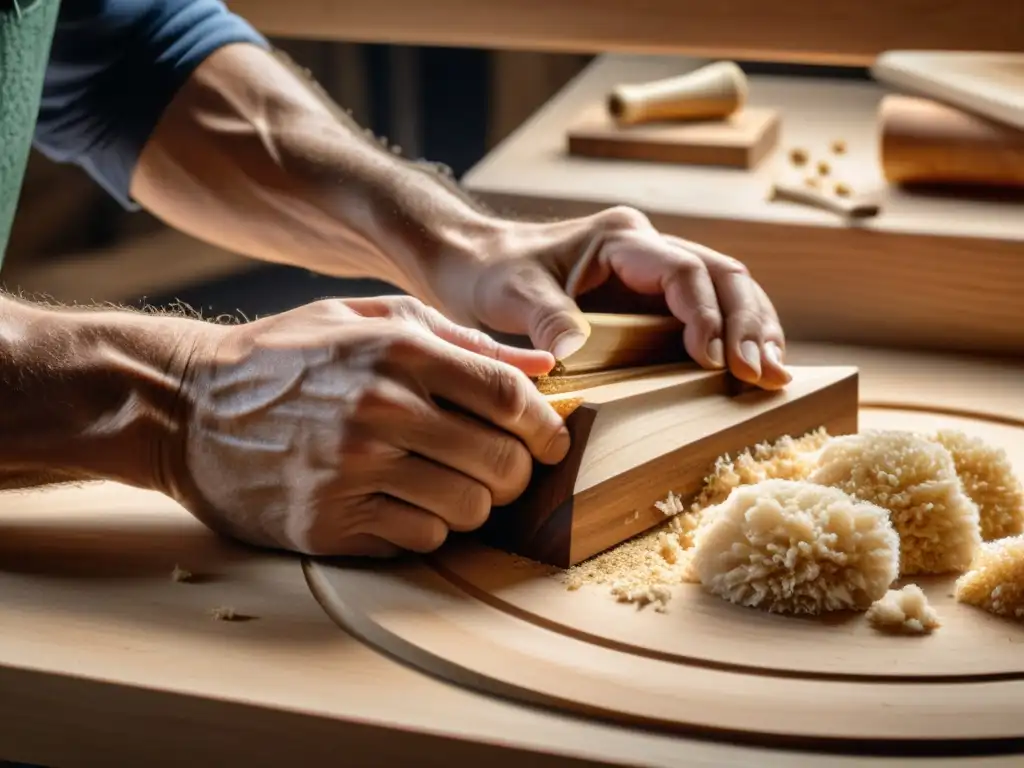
0,342 -> 1022,766
552,313 -> 687,374
872,51 -> 1024,132
567,105 -> 780,169
485,364 -> 858,567
879,95 -> 1024,189
312,404 -> 1024,748
464,55 -> 1024,356
224,0 -> 1024,65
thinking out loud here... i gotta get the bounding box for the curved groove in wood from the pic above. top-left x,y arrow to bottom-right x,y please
859,401 -> 1024,429
304,405 -> 1024,753
427,555 -> 1024,685
304,556 -> 1024,756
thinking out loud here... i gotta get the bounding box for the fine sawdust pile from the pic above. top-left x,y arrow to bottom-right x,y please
808,430 -> 981,576
933,430 -> 1024,541
561,426 -> 1024,628
562,430 -> 830,607
688,428 -> 831,515
955,535 -> 1024,620
689,479 -> 900,615
866,584 -> 941,635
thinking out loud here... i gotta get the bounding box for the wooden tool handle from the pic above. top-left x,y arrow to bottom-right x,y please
607,61 -> 747,126
879,94 -> 1024,188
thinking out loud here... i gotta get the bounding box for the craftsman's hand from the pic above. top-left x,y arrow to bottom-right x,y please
169,296 -> 570,557
438,207 -> 790,390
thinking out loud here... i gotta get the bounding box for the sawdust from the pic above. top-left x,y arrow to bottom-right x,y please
560,428 -> 830,610
866,584 -> 941,635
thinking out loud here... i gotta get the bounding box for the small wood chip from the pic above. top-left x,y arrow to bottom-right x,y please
170,564 -> 193,583
834,182 -> 852,197
789,148 -> 809,166
831,139 -> 847,154
817,160 -> 831,176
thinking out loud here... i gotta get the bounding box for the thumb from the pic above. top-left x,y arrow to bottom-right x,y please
479,263 -> 592,361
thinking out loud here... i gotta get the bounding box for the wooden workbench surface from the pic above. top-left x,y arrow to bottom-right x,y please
463,54 -> 1024,355
225,0 -> 1024,65
0,342 -> 1021,767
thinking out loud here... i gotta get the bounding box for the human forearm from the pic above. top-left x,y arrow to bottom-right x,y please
0,297 -> 198,493
131,43 -> 501,308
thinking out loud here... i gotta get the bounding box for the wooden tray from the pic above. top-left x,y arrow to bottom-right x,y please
310,404 -> 1024,755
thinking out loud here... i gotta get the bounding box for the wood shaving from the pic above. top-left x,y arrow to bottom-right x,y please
866,584 -> 941,634
560,429 -> 830,610
691,479 -> 900,615
955,535 -> 1024,620
170,564 -> 193,583
809,430 -> 981,576
932,429 -> 1024,541
209,606 -> 258,622
548,396 -> 584,420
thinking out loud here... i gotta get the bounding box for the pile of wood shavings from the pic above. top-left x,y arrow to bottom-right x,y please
866,584 -> 941,635
560,429 -> 831,611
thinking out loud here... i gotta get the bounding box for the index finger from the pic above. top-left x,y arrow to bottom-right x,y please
401,334 -> 571,466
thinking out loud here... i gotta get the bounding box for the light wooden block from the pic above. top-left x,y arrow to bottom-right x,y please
567,103 -> 780,169
482,363 -> 859,567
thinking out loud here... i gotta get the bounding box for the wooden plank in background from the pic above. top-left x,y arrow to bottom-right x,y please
226,0 -> 1024,65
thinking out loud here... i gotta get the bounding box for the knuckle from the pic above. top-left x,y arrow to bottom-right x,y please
714,255 -> 750,278
386,295 -> 427,319
454,481 -> 493,531
348,379 -> 404,419
375,330 -> 427,366
599,205 -> 651,232
412,517 -> 450,553
692,305 -> 723,333
483,436 -> 532,490
726,307 -> 766,334
489,366 -> 530,421
667,254 -> 709,280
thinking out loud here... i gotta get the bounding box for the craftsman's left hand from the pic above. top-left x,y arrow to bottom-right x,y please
442,206 -> 790,390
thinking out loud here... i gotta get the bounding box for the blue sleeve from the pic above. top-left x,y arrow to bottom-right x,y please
33,0 -> 269,210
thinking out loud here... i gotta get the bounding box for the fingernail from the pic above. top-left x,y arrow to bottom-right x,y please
764,341 -> 784,366
551,332 -> 587,362
706,338 -> 725,368
740,340 -> 761,376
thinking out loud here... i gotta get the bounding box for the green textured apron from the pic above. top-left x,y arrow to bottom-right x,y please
0,0 -> 61,269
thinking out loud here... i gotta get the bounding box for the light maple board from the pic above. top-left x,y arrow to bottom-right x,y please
1,342 -> 1023,766
311,404 -> 1024,751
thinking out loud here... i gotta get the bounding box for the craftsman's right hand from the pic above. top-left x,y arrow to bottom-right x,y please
167,296 -> 571,557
